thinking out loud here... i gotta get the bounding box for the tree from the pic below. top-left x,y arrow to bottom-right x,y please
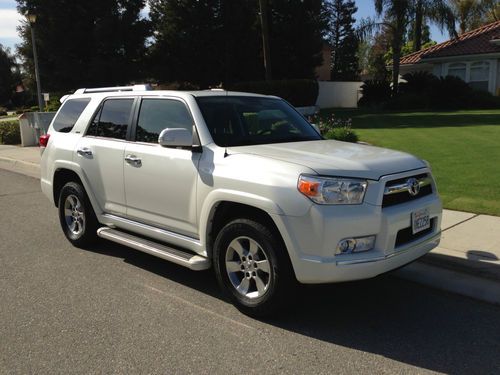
449,0 -> 500,34
268,0 -> 328,80
148,0 -> 262,87
327,0 -> 359,81
412,0 -> 455,51
0,45 -> 19,106
148,0 -> 328,86
374,0 -> 412,94
16,0 -> 150,92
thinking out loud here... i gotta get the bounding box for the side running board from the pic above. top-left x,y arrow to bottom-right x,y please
97,227 -> 211,271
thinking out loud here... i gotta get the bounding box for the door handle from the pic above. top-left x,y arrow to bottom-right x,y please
77,148 -> 93,157
125,154 -> 142,167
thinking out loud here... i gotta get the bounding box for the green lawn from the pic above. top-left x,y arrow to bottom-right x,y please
322,109 -> 500,216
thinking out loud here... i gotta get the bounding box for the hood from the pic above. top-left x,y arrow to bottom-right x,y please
228,140 -> 425,180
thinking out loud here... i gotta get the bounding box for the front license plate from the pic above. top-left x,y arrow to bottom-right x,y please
412,208 -> 431,234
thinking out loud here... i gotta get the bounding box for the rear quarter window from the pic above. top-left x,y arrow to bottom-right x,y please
52,98 -> 91,133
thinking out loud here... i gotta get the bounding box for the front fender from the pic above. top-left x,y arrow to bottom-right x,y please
198,189 -> 285,249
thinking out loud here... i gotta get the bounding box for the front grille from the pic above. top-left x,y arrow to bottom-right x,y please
395,218 -> 435,248
382,173 -> 432,208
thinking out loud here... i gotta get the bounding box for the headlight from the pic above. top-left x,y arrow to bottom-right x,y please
298,174 -> 367,205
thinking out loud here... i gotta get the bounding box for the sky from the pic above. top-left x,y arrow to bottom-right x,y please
0,0 -> 449,55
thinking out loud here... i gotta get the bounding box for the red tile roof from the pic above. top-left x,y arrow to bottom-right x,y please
400,20 -> 500,65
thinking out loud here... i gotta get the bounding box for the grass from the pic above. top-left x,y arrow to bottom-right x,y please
321,108 -> 500,216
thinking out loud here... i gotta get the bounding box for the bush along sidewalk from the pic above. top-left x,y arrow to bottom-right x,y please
309,114 -> 359,143
0,121 -> 21,145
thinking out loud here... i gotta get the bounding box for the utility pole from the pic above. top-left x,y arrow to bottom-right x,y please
27,13 -> 44,111
259,0 -> 272,80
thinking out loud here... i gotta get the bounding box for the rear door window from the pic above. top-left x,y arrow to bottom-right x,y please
87,99 -> 134,140
52,98 -> 91,133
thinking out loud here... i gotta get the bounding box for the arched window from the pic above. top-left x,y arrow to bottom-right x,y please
469,61 -> 490,91
447,63 -> 466,81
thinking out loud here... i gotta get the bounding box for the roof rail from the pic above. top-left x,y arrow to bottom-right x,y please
73,84 -> 153,94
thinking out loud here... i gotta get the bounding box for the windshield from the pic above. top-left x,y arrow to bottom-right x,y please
196,96 -> 321,146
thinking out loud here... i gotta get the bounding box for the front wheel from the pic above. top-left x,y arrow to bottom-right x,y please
58,181 -> 98,248
213,218 -> 294,317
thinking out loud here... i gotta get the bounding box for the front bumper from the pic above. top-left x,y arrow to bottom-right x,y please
271,169 -> 442,284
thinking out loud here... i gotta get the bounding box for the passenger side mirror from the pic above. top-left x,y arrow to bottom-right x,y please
158,128 -> 193,148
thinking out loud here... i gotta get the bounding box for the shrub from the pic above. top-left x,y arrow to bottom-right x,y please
324,126 -> 359,143
0,121 -> 21,144
429,75 -> 473,109
310,114 -> 359,143
400,71 -> 439,95
378,71 -> 499,110
228,79 -> 319,107
358,80 -> 392,108
465,89 -> 500,109
386,92 -> 430,110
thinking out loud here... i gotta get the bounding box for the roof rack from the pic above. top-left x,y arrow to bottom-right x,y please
73,84 -> 153,94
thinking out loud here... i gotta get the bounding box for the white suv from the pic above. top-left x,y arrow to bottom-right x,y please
40,85 -> 442,316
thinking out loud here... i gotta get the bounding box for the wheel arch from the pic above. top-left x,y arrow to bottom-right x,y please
205,201 -> 290,267
51,164 -> 101,217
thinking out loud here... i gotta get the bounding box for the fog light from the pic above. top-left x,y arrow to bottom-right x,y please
336,235 -> 376,255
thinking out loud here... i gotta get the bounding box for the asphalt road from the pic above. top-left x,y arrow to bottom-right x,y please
1,168 -> 499,374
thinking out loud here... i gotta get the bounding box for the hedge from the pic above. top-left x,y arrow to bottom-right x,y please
0,121 -> 21,145
228,79 -> 319,107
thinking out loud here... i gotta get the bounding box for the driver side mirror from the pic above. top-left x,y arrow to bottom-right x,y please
158,128 -> 193,148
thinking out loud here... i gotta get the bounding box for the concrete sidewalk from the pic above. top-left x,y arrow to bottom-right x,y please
1,144 -> 499,305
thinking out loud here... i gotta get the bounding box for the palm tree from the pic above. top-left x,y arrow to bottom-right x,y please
449,0 -> 499,34
374,0 -> 412,94
413,0 -> 456,51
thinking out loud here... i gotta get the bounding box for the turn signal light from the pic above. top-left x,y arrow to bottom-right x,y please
39,134 -> 50,147
298,178 -> 320,197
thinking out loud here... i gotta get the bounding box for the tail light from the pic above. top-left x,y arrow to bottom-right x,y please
39,134 -> 50,147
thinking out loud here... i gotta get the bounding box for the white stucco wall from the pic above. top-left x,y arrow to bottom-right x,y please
315,81 -> 363,109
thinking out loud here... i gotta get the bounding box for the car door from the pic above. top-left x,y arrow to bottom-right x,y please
75,97 -> 136,216
123,97 -> 201,237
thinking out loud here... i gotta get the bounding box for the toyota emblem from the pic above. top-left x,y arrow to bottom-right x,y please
407,178 -> 420,196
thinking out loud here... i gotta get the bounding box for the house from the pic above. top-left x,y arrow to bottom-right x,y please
400,20 -> 500,96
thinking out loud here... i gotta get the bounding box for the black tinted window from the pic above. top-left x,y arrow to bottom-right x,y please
89,99 -> 134,140
52,98 -> 91,133
136,99 -> 193,143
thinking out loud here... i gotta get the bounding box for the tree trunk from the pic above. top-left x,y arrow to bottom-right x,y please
259,0 -> 272,81
414,0 -> 423,51
392,34 -> 402,95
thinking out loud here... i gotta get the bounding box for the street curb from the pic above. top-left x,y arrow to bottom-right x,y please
394,261 -> 500,306
422,252 -> 500,282
0,156 -> 40,179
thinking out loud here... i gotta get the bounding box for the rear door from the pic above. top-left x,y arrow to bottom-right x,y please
123,97 -> 201,237
75,97 -> 136,216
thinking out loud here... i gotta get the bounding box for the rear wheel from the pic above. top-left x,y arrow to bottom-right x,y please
58,182 -> 98,247
214,218 -> 294,317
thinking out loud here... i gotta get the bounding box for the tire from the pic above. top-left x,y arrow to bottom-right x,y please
213,218 -> 295,317
58,181 -> 99,248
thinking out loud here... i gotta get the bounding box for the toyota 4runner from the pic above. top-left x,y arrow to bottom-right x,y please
40,85 -> 442,316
